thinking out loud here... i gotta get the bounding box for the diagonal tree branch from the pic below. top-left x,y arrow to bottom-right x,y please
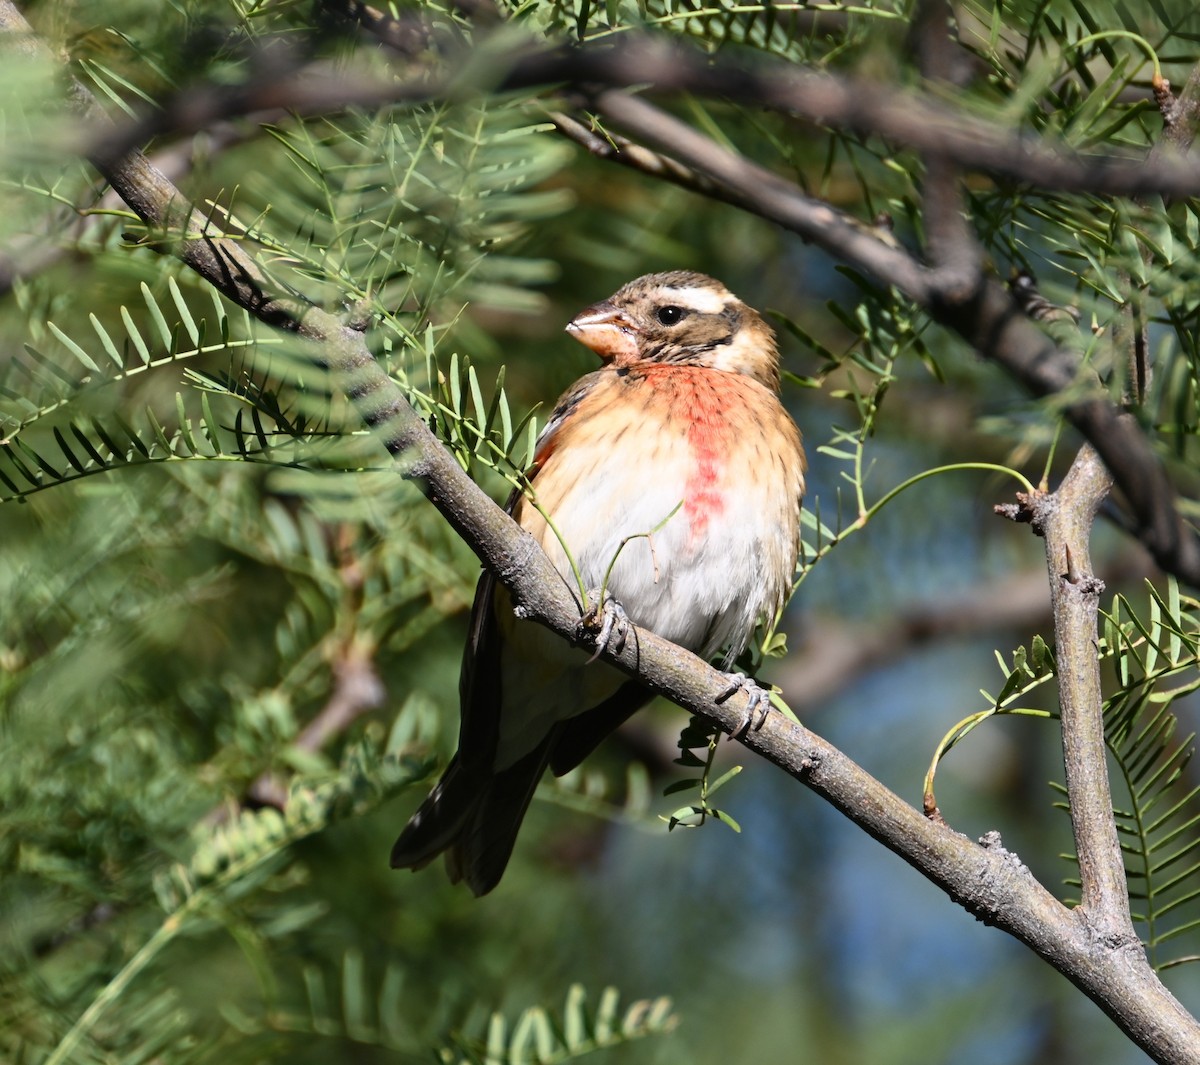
85,33 -> 1200,203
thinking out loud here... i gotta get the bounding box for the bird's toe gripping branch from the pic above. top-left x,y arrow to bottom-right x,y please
581,590 -> 630,663
716,672 -> 775,736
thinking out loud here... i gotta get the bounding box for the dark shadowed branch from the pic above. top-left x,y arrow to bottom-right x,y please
84,29 -> 1200,201
333,0 -> 1200,590
779,550 -> 1153,716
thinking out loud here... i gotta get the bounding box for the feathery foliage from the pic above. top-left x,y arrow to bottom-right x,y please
438,984 -> 678,1065
1096,581 -> 1200,969
927,579 -> 1200,969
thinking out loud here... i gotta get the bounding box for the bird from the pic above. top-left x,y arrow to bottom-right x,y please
390,270 -> 806,895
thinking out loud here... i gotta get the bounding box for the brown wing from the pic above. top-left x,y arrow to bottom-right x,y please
454,371 -> 607,766
392,370 -> 652,893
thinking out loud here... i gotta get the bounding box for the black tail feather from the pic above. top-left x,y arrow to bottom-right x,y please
391,740 -> 554,897
389,755 -> 473,872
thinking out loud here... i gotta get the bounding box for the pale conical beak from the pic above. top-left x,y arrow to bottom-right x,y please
565,300 -> 639,363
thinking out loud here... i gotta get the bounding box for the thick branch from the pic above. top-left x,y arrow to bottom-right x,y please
87,34 -> 1200,203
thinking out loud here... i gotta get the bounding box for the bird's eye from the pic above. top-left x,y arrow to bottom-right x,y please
656,305 -> 685,325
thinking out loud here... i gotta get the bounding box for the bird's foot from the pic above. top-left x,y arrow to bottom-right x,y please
581,590 -> 630,663
716,672 -> 776,736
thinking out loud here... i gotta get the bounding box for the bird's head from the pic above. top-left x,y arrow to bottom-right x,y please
565,271 -> 780,389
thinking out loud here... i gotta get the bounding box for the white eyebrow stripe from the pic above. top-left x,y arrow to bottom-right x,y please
658,285 -> 729,314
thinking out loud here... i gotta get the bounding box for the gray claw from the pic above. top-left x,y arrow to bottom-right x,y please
716,672 -> 774,735
582,589 -> 629,663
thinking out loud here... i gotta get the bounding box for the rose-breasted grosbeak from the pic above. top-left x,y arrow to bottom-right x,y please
391,271 -> 806,895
